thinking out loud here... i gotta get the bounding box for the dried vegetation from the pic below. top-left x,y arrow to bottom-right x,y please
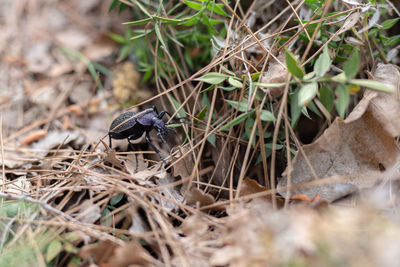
1,0 -> 400,266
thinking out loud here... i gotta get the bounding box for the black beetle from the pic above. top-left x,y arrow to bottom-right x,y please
108,106 -> 172,167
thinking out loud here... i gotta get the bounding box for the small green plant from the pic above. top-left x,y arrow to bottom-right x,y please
285,47 -> 392,123
109,0 -> 229,83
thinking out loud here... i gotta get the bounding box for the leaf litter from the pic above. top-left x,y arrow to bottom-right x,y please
1,0 -> 400,266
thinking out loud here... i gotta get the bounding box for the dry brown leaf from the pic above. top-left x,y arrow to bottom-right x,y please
185,187 -> 215,207
259,51 -> 287,96
0,176 -> 32,194
210,137 -> 230,187
31,130 -> 82,155
78,200 -> 101,224
24,42 -> 53,73
278,64 -> 400,202
112,242 -> 154,267
30,85 -> 58,108
55,28 -> 91,50
180,215 -> 209,237
171,145 -> 195,190
79,240 -> 118,265
128,205 -> 150,235
126,153 -> 148,174
19,129 -> 48,145
239,177 -> 268,197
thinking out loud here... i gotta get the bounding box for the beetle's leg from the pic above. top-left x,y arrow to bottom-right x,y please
127,140 -> 139,173
145,131 -> 166,165
157,110 -> 171,119
109,134 -> 113,149
127,133 -> 143,173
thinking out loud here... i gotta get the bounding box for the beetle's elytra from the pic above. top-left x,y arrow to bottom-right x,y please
108,106 -> 170,166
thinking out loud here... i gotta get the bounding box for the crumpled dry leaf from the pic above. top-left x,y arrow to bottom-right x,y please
103,146 -> 126,171
185,187 -> 215,208
31,130 -> 82,155
79,240 -> 118,265
128,205 -> 150,235
180,215 -> 209,237
0,150 -> 31,169
154,171 -> 185,213
278,64 -> 400,202
239,177 -> 284,206
112,242 -> 154,267
171,145 -> 194,180
80,240 -> 154,267
210,137 -> 230,187
259,51 -> 287,96
78,200 -> 101,224
126,153 -> 148,174
69,81 -> 92,104
55,28 -> 91,50
0,176 -> 32,194
30,85 -> 58,108
24,42 -> 53,73
211,199 -> 400,266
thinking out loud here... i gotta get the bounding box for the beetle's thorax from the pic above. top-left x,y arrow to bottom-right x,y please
151,117 -> 164,129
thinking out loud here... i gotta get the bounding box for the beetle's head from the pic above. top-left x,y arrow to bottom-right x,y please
152,117 -> 168,142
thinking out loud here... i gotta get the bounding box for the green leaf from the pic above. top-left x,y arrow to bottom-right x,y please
314,46 -> 331,77
383,34 -> 400,47
335,85 -> 350,118
349,79 -> 394,93
108,0 -> 120,12
196,106 -> 208,120
184,0 -> 203,10
46,240 -> 62,262
108,33 -> 126,43
244,117 -> 254,138
220,111 -> 253,131
285,50 -> 305,79
308,101 -> 322,118
179,15 -> 199,26
153,16 -> 186,24
207,2 -> 230,17
207,133 -> 216,147
170,96 -> 187,118
221,65 -> 236,76
130,0 -> 152,17
228,77 -> 243,88
110,193 -> 123,206
290,88 -> 302,128
220,86 -> 236,91
244,118 -> 256,147
254,82 -> 286,88
197,72 -> 229,84
63,232 -> 80,242
225,99 -> 248,112
298,82 -> 318,106
319,84 -> 334,112
64,243 -> 79,254
260,110 -> 275,122
130,32 -> 149,40
123,17 -> 153,26
381,18 -> 399,30
154,23 -> 167,48
331,72 -> 347,84
101,208 -> 112,226
343,47 -> 360,79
